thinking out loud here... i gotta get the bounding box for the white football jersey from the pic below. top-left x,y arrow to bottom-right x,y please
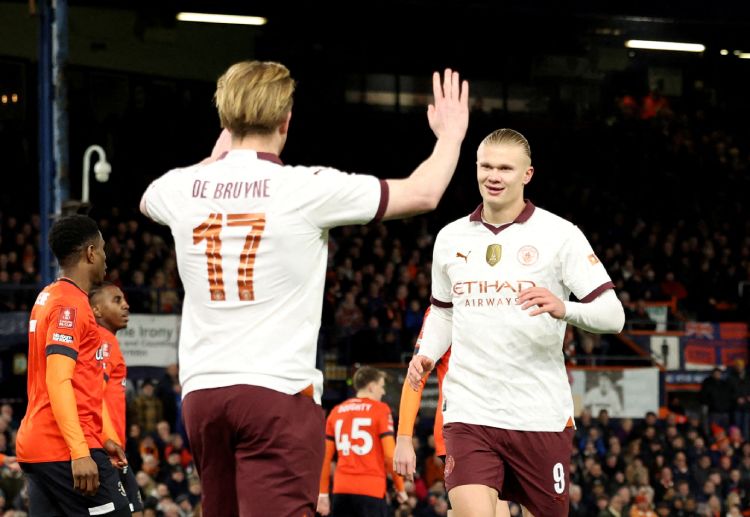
141,150 -> 386,402
426,202 -> 614,431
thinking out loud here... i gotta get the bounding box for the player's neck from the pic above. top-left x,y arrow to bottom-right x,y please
231,134 -> 283,156
97,319 -> 117,334
482,197 -> 525,225
59,268 -> 93,293
355,390 -> 375,400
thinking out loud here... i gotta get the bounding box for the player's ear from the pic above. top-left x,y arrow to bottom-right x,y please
86,244 -> 96,264
91,304 -> 102,318
279,111 -> 292,136
522,166 -> 534,186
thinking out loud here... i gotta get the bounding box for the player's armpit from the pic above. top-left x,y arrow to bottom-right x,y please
397,377 -> 426,436
381,435 -> 405,492
46,354 -> 90,459
318,439 -> 336,494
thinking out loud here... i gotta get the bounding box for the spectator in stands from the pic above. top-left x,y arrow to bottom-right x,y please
133,380 -> 164,434
156,364 -> 181,433
598,493 -> 625,517
630,492 -> 657,516
641,89 -> 671,120
728,359 -> 750,439
627,300 -> 657,331
126,270 -> 150,313
700,368 -> 734,434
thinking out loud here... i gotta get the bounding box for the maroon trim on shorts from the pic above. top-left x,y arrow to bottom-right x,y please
580,281 -> 615,303
468,200 -> 536,235
257,152 -> 283,165
430,296 -> 453,309
371,179 -> 389,223
183,385 -> 324,517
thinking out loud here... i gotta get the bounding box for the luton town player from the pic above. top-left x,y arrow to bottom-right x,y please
318,366 -> 406,517
90,282 -> 144,516
408,129 -> 625,517
394,308 -> 511,517
17,215 -> 130,516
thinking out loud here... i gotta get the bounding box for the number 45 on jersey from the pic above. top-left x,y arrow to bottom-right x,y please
334,418 -> 373,456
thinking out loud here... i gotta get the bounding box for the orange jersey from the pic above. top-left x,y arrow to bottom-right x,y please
17,279 -> 105,462
324,397 -> 395,498
99,326 -> 127,446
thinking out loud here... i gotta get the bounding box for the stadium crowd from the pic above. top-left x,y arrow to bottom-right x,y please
1,364 -> 750,515
1,91 -> 749,347
0,86 -> 747,515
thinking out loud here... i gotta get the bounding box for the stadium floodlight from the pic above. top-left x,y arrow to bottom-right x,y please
739,53 -> 750,59
82,145 -> 111,203
625,40 -> 705,52
176,12 -> 267,26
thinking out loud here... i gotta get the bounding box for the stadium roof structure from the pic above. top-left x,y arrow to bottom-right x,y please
6,0 -> 750,78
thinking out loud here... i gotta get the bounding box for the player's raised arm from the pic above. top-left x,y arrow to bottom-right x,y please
383,69 -> 469,220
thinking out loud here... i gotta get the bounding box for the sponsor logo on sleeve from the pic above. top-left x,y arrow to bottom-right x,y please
57,307 -> 77,329
29,320 -> 37,332
587,253 -> 600,265
52,333 -> 74,344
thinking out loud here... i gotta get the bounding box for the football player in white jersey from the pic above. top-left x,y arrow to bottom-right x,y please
140,61 -> 468,517
407,129 -> 625,517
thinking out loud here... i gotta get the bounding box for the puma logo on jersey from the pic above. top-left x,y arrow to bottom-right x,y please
456,251 -> 471,263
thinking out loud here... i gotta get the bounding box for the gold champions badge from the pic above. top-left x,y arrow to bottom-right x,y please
486,244 -> 502,266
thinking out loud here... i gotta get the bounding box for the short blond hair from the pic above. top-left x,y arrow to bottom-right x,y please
481,129 -> 531,161
215,61 -> 296,137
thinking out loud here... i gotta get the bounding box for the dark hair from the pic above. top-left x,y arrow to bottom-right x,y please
49,215 -> 100,268
88,281 -> 115,304
353,366 -> 385,391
